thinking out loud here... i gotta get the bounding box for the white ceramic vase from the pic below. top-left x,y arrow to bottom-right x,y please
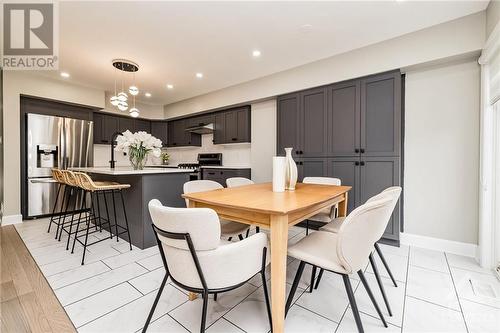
272,156 -> 286,192
284,147 -> 298,191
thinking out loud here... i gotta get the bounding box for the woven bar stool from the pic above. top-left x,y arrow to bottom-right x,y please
47,168 -> 66,235
71,172 -> 132,265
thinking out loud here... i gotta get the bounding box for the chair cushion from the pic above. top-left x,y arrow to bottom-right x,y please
287,231 -> 350,274
308,209 -> 333,223
319,217 -> 346,233
220,219 -> 250,237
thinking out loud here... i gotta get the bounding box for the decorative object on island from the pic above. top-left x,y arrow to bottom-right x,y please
160,151 -> 170,165
272,156 -> 286,192
115,130 -> 162,170
284,147 -> 298,191
109,59 -> 141,117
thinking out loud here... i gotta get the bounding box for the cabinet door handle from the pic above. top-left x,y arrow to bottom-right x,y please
295,150 -> 299,155
355,148 -> 360,153
360,161 -> 365,166
360,148 -> 365,154
355,161 -> 360,166
300,150 -> 304,155
208,172 -> 215,175
232,138 -> 237,141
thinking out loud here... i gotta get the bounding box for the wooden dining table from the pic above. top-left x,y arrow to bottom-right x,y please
182,182 -> 351,333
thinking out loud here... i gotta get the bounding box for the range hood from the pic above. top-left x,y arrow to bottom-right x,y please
185,123 -> 214,134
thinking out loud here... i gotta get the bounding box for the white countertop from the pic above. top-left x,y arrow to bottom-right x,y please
70,167 -> 195,175
200,166 -> 251,169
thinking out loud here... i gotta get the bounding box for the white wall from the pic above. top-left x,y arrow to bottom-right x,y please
404,60 -> 480,244
486,0 -> 500,38
164,12 -> 485,118
2,72 -> 104,218
250,99 -> 277,182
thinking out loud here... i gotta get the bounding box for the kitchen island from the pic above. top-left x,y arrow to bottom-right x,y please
71,167 -> 193,249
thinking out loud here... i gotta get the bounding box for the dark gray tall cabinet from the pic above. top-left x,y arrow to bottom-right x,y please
277,70 -> 402,244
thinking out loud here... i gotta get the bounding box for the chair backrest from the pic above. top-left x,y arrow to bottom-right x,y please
74,172 -> 96,191
183,180 -> 223,207
336,196 -> 394,273
366,186 -> 402,230
61,170 -> 79,187
51,169 -> 64,183
148,199 -> 221,251
226,177 -> 254,188
303,177 -> 341,186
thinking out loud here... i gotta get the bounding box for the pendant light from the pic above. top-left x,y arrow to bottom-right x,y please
129,71 -> 139,96
111,59 -> 140,116
129,92 -> 140,118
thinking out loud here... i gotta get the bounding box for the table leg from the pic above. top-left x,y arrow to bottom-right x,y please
337,192 -> 348,217
186,199 -> 199,301
270,214 -> 289,333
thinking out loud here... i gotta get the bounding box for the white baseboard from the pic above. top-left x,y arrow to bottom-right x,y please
400,232 -> 477,258
1,214 -> 23,226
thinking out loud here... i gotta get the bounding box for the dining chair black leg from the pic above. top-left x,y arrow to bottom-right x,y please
256,226 -> 260,233
228,237 -> 232,242
214,293 -> 218,301
342,274 -> 364,333
238,234 -> 244,241
369,253 -> 392,316
310,265 -> 317,293
305,220 -> 309,235
314,269 -> 324,290
200,290 -> 209,333
142,274 -> 169,333
357,270 -> 388,327
246,229 -> 250,238
261,248 -> 272,331
285,261 -> 305,316
374,243 -> 398,287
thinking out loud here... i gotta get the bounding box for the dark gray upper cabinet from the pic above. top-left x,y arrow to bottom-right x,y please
361,72 -> 401,157
213,106 -> 251,144
93,113 -> 119,144
300,88 -> 328,157
135,119 -> 151,133
328,80 -> 361,157
328,157 -> 360,214
118,117 -> 135,133
93,113 -> 105,144
151,121 -> 168,147
277,93 -> 300,157
167,119 -> 201,147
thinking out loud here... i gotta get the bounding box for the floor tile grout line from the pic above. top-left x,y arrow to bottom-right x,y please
74,285 -> 143,329
400,245 -> 411,333
445,252 -> 470,333
135,260 -> 153,272
128,280 -> 145,296
448,264 -> 499,277
408,262 -> 453,275
167,312 -> 193,333
101,259 -> 113,270
457,296 -> 500,310
220,316 -> 249,333
294,303 -> 341,326
49,261 -> 112,291
405,295 -> 462,313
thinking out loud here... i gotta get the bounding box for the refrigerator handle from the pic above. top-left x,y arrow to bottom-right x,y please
58,118 -> 65,169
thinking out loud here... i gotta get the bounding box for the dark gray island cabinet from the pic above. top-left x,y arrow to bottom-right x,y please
71,167 -> 192,249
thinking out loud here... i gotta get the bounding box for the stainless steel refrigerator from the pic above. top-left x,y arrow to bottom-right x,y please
26,113 -> 93,218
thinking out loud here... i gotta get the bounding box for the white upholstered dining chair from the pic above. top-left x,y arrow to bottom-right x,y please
225,177 -> 260,235
143,199 -> 271,333
285,196 -> 395,333
302,177 -> 342,235
312,186 -> 402,316
183,180 -> 250,241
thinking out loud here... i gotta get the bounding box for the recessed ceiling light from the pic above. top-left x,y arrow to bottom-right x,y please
252,50 -> 261,57
145,92 -> 151,97
166,84 -> 174,89
60,72 -> 70,78
196,72 -> 203,78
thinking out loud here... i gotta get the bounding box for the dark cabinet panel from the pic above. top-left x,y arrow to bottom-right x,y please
297,158 -> 327,181
93,113 -> 105,144
328,157 -> 360,214
202,168 -> 251,186
214,112 -> 225,144
213,106 -> 251,144
135,119 -> 151,133
328,81 -> 360,157
359,156 -> 401,240
167,119 -> 201,147
118,117 -> 135,133
151,121 -> 168,147
361,72 -> 401,157
277,93 -> 300,157
236,108 -> 251,143
300,88 -> 328,157
224,110 -> 238,142
102,114 -> 119,144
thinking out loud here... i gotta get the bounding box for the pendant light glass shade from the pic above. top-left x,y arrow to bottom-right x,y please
117,100 -> 128,111
129,107 -> 139,118
110,95 -> 119,106
117,92 -> 128,102
128,85 -> 139,96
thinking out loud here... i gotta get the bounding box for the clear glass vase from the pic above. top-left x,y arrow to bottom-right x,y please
129,148 -> 148,170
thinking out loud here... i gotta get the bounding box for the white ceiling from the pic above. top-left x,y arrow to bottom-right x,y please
45,1 -> 488,105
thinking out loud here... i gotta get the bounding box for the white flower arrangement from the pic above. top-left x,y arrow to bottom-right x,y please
115,130 -> 162,169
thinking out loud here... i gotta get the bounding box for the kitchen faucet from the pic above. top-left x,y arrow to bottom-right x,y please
109,132 -> 122,169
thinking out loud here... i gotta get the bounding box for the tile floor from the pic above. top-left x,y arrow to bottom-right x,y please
15,218 -> 500,333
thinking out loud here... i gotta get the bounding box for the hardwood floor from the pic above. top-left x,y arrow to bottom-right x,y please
0,225 -> 75,333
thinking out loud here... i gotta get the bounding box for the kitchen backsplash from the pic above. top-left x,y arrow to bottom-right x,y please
93,134 -> 251,167
165,134 -> 251,166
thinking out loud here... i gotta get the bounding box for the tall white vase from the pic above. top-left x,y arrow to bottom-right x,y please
284,147 -> 298,191
272,156 -> 286,192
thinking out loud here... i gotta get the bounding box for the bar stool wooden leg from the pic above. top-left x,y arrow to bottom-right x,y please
119,190 -> 133,250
